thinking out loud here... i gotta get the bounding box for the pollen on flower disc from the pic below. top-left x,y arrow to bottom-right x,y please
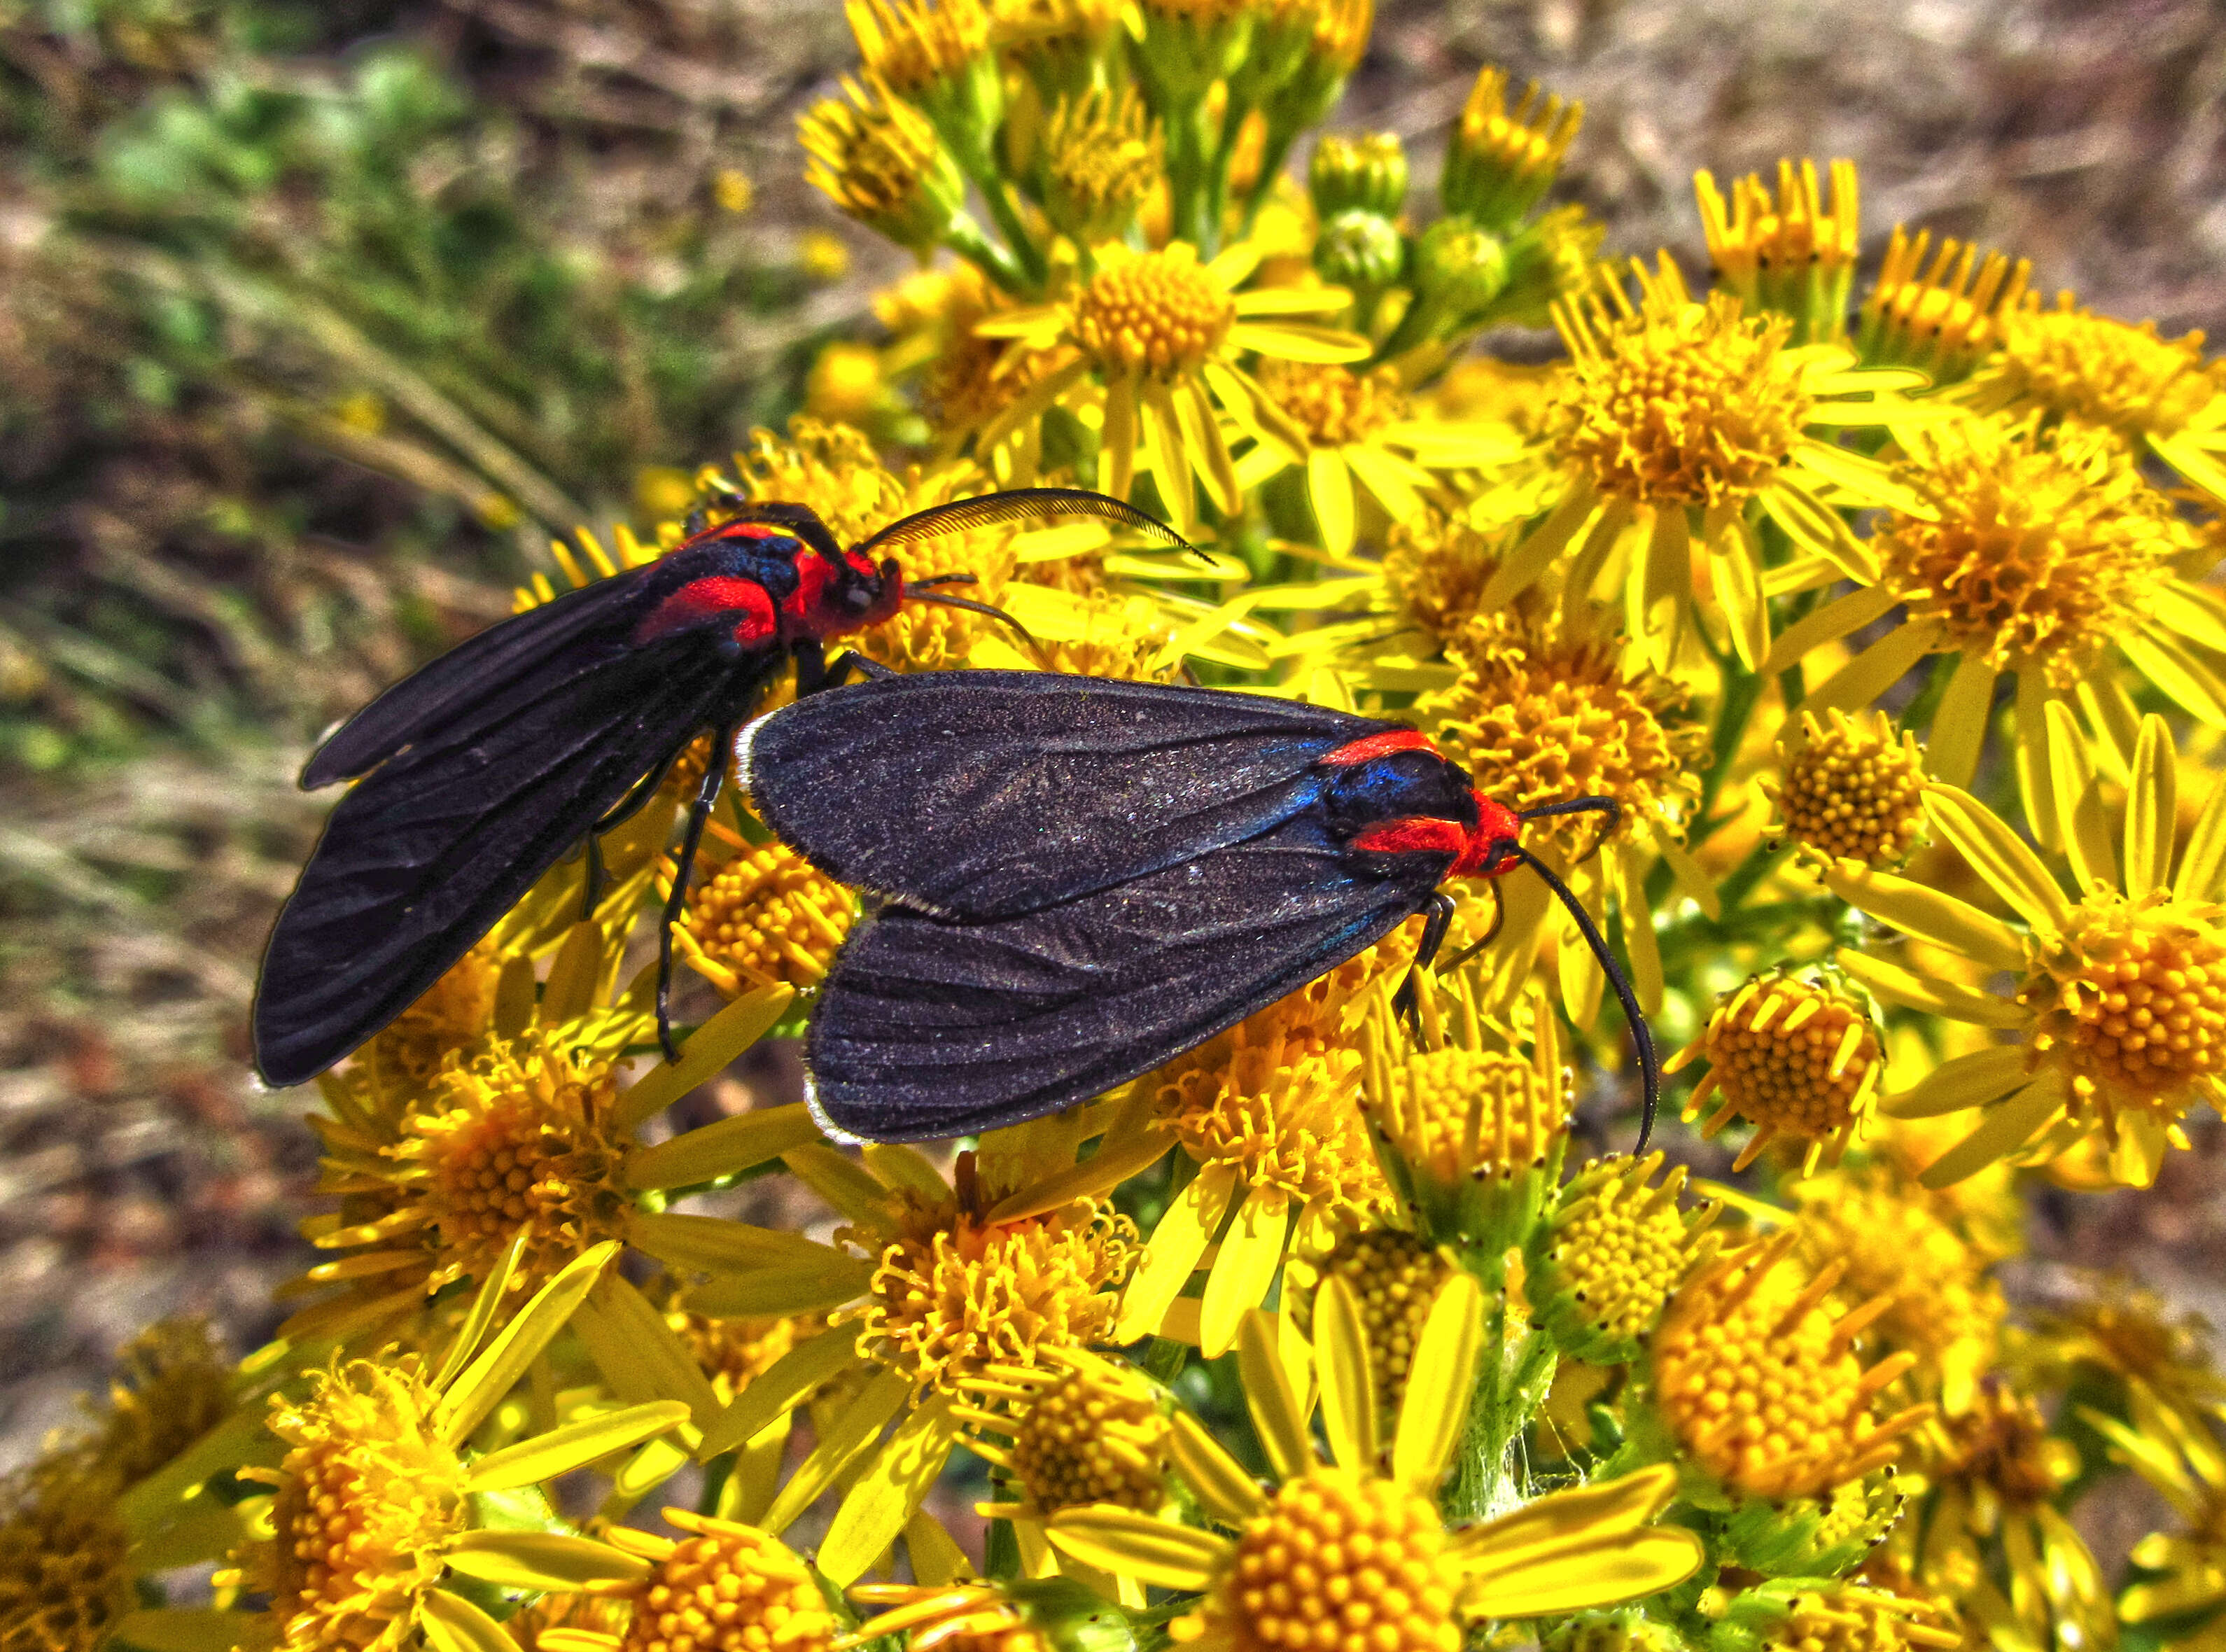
0,1464 -> 135,1652
1773,711 -> 1924,870
1192,1467 -> 1462,1652
1686,974 -> 1882,1168
682,839 -> 856,995
1072,248 -> 1234,379
622,1516 -> 835,1652
1292,1228 -> 1456,1415
1651,1233 -> 1925,1501
2022,889 -> 2226,1121
1254,360 -> 1410,448
1009,1362 -> 1170,1514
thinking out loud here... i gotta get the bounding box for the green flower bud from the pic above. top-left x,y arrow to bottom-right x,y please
1414,216 -> 1510,319
1315,208 -> 1406,292
1525,1152 -> 1722,1364
1310,132 -> 1408,217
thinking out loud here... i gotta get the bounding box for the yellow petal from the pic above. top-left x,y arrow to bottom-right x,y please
2124,713 -> 2176,899
1879,1045 -> 2036,1119
819,1399 -> 961,1586
420,1590 -> 518,1652
1921,787 -> 2071,932
2014,672 -> 2063,853
782,1141 -> 890,1223
1462,1530 -> 1706,1618
626,1105 -> 821,1191
1821,860 -> 2026,974
988,1117 -> 1170,1224
905,1509 -> 972,1588
1710,517 -> 1768,673
2044,701 -> 2118,892
444,1532 -> 650,1590
1180,378 -> 1241,514
1141,382 -> 1195,536
1478,488 -> 1597,612
570,1273 -> 722,1428
862,1142 -> 951,1200
1201,1189 -> 1291,1357
1918,1071 -> 2067,1187
1637,505 -> 1690,674
629,1211 -> 856,1278
1308,447 -> 1357,557
1343,441 -> 1427,526
759,1366 -> 912,1536
1757,477 -> 1880,582
1102,375 -> 1140,502
1805,618 -> 1947,716
1238,1307 -> 1313,1483
1392,1272 -> 1482,1491
1231,286 -> 1352,316
1926,653 -> 1996,789
1835,951 -> 2024,1028
2124,624 -> 2226,723
1758,585 -> 1897,677
1618,847 -> 1666,1016
695,1326 -> 862,1460
1116,1165 -> 1236,1342
1312,1276 -> 1378,1473
1046,1506 -> 1226,1592
2179,768 -> 2226,900
614,985 -> 793,1130
432,1233 -> 528,1391
464,1401 -> 692,1492
1170,1411 -> 1266,1525
435,1241 -> 618,1447
1228,321 -> 1371,363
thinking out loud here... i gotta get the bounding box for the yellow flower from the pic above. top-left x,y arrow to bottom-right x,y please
806,342 -> 892,426
687,1138 -> 1135,1586
1854,226 -> 2031,383
84,1317 -> 234,1483
956,1348 -> 1172,1594
1524,1152 -> 1721,1364
2087,1399 -> 2226,1637
1284,1228 -> 1459,1422
1888,1385 -> 2104,1652
1648,1228 -> 1930,1501
2022,1272 -> 2226,1435
840,1580 -> 1065,1652
673,822 -> 858,997
362,937 -> 505,1088
1040,83 -> 1160,243
1536,256 -> 1933,671
1442,66 -> 1582,231
1115,931 -> 1415,1354
568,1510 -> 839,1652
1765,709 -> 1927,871
1968,290 -> 2226,500
802,75 -> 965,258
1768,416 -> 2218,792
1696,158 -> 1861,346
158,1249 -> 688,1652
1358,973 -> 1570,1250
1415,603 -> 1707,1030
1670,970 -> 1886,1174
1046,1285 -> 1704,1637
1833,721 -> 2226,1187
1381,507 -> 1513,650
284,923 -> 815,1344
1793,1167 -> 2006,1415
0,1462 -> 134,1652
1741,1583 -> 1959,1652
1229,358 -> 1524,554
973,241 -> 1365,532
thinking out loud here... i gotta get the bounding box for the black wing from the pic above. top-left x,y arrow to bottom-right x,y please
254,639 -> 769,1087
303,568 -> 659,787
804,811 -> 1448,1142
740,672 -> 1387,920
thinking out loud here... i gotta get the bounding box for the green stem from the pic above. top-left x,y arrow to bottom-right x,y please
941,212 -> 1030,296
1696,659 -> 1763,839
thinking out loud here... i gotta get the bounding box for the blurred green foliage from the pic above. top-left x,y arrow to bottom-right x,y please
0,0 -> 844,773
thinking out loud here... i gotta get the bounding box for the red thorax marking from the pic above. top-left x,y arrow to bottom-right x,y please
1320,727 -> 1434,766
1350,793 -> 1525,878
636,575 -> 776,647
1460,793 -> 1522,877
1348,817 -> 1471,860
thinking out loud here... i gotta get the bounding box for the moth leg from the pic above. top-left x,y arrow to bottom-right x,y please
1391,891 -> 1458,1050
685,482 -> 750,538
799,645 -> 897,693
657,720 -> 739,1063
581,834 -> 607,920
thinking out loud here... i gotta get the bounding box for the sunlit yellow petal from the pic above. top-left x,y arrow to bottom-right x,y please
1046,1506 -> 1226,1591
2124,713 -> 2176,899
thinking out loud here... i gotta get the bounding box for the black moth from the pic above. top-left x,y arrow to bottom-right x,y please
251,489 -> 1189,1090
739,671 -> 1658,1144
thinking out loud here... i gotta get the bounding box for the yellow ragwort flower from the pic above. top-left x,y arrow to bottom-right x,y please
587,1511 -> 838,1652
961,1348 -> 1171,1518
1697,158 -> 1861,345
676,824 -> 857,997
1855,226 -> 2031,383
1285,1228 -> 1458,1422
1539,256 -> 1931,671
0,1462 -> 133,1652
973,241 -> 1365,533
1382,508 -> 1513,650
1794,1167 -> 2005,1415
1836,728 -> 2226,1187
800,74 -> 965,256
86,1317 -> 232,1484
1649,1229 -> 1930,1501
1750,1584 -> 1959,1652
840,1581 -> 1059,1652
1672,971 -> 1886,1174
1973,290 -> 2224,451
1525,1152 -> 1721,1364
1049,1287 -> 1703,1639
1767,709 -> 1927,871
363,937 -> 503,1087
2087,1399 -> 2226,1638
2024,1272 -> 2226,1434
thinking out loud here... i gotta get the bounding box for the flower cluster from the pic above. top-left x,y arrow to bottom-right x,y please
14,10 -> 2226,1652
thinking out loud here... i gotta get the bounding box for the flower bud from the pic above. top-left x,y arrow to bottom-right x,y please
1310,132 -> 1408,217
1314,208 -> 1406,292
1413,217 -> 1510,322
